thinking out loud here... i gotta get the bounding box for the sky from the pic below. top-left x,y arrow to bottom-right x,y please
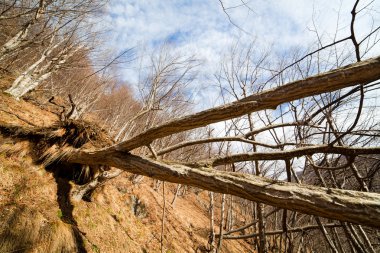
95,0 -> 379,177
100,0 -> 378,107
99,0 -> 379,110
98,0 -> 380,129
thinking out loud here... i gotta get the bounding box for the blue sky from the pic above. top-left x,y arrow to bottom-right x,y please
98,0 -> 380,109
93,0 -> 380,176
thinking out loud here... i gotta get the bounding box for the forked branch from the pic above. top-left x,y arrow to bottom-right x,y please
101,56 -> 380,153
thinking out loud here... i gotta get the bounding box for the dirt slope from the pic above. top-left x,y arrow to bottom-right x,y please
0,93 -> 254,253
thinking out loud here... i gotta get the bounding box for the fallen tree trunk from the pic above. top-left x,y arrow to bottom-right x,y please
5,56 -> 380,230
62,149 -> 380,228
106,56 -> 380,152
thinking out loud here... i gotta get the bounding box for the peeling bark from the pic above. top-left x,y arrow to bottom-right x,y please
62,151 -> 380,228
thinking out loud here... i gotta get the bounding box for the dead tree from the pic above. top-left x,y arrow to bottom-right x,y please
50,56 -> 380,229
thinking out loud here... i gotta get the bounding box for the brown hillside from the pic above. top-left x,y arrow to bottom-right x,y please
0,93 -> 254,253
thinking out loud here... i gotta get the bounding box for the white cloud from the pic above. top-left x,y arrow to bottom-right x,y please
98,0 -> 380,110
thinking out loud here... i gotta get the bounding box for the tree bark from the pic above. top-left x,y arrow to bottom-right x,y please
5,40 -> 79,99
107,56 -> 380,152
208,191 -> 216,252
62,151 -> 380,228
216,194 -> 226,253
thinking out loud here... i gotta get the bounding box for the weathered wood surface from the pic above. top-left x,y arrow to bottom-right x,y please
59,56 -> 380,228
105,56 -> 380,152
64,150 -> 380,228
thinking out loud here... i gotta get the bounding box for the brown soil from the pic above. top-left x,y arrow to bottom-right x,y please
0,93 -> 255,253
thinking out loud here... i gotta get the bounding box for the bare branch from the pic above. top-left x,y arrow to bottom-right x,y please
184,145 -> 380,167
306,156 -> 355,171
156,136 -> 297,156
244,121 -> 319,138
218,0 -> 251,35
60,151 -> 380,228
105,56 -> 380,152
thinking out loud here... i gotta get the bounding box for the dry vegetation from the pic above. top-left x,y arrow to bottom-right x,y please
0,94 -> 254,252
1,0 -> 380,253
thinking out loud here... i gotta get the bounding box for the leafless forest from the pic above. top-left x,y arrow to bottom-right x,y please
1,0 -> 380,252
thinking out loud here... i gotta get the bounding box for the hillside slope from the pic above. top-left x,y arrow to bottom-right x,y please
0,93 -> 253,253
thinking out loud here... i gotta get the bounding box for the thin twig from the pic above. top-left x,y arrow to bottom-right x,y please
160,182 -> 166,253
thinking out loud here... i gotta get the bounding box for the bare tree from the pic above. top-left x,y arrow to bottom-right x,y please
2,1 -> 380,252
1,0 -> 106,97
0,0 -> 51,61
5,31 -> 83,98
114,44 -> 199,142
50,55 -> 380,228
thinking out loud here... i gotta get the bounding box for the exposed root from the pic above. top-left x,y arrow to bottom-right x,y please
0,117 -> 115,197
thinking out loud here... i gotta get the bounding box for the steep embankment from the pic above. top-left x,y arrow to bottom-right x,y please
0,93 -> 253,253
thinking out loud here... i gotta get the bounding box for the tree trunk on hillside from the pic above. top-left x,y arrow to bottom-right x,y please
0,0 -> 49,61
61,151 -> 380,228
46,56 -> 380,228
97,56 -> 380,152
5,39 -> 80,99
6,55 -> 371,229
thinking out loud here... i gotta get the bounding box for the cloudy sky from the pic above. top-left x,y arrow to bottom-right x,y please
95,0 -> 379,176
99,0 -> 379,109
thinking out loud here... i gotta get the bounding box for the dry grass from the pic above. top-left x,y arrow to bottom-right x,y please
0,92 -> 254,252
0,205 -> 80,253
0,72 -> 15,90
0,135 -> 80,253
0,93 -> 58,128
0,138 -> 253,252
